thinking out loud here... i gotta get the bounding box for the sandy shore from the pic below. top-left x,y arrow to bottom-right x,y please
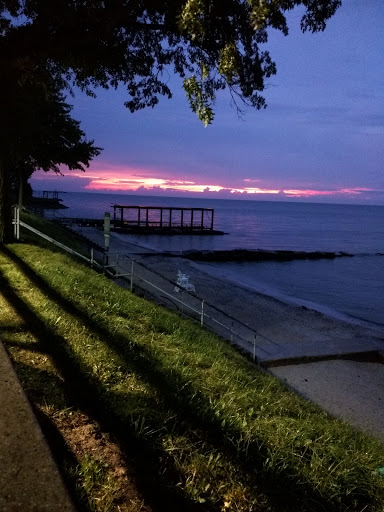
81,227 -> 384,442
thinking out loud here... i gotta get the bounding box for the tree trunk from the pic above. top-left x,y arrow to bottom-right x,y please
0,157 -> 14,244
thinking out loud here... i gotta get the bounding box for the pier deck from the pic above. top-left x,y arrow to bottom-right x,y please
112,205 -> 224,235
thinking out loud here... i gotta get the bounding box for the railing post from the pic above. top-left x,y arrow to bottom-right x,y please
201,300 -> 204,326
90,248 -> 94,267
17,206 -> 20,240
130,260 -> 134,292
230,321 -> 234,343
13,206 -> 20,240
253,334 -> 256,362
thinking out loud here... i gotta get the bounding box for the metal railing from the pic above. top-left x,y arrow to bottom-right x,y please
19,220 -> 105,269
16,211 -> 262,361
115,256 -> 261,360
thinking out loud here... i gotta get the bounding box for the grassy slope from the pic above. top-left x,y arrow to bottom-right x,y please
0,241 -> 384,512
20,211 -> 105,263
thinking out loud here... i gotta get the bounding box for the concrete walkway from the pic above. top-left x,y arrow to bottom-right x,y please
0,342 -> 76,512
271,359 -> 384,443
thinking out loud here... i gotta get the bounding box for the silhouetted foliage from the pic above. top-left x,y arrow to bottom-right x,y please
0,78 -> 100,241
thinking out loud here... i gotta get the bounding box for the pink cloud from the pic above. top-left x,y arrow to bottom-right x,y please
29,162 -> 381,203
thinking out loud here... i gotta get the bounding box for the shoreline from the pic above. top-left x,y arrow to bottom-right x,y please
187,259 -> 384,335
134,249 -> 384,335
82,227 -> 384,341
108,230 -> 384,330
134,252 -> 384,355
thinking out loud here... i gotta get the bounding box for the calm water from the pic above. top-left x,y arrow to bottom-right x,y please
48,192 -> 384,329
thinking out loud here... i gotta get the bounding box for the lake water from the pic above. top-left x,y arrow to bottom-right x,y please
46,192 -> 384,330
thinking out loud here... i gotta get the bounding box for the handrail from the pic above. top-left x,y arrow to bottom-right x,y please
19,221 -> 104,271
18,217 -> 263,360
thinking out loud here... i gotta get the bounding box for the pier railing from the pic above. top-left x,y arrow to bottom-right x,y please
113,204 -> 215,233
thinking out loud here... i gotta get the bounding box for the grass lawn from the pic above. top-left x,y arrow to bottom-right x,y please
1,239 -> 384,512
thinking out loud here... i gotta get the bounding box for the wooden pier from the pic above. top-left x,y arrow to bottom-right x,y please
112,205 -> 224,235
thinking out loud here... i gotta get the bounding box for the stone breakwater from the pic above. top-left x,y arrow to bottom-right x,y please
180,249 -> 354,262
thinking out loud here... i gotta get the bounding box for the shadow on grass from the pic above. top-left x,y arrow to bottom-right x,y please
0,259 -> 208,512
0,245 -> 376,512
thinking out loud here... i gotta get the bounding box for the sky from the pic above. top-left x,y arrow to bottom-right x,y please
30,0 -> 384,205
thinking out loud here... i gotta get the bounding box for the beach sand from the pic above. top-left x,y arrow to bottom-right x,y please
81,227 -> 384,443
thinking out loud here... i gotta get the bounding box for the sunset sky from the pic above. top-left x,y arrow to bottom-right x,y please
30,0 -> 384,205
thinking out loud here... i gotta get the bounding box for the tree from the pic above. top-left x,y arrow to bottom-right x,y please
10,84 -> 101,202
0,0 -> 341,242
0,76 -> 101,241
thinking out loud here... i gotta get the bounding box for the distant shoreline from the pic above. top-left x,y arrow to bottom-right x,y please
27,197 -> 68,209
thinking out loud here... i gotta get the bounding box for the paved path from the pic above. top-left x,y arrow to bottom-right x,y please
0,342 -> 76,512
271,359 -> 384,443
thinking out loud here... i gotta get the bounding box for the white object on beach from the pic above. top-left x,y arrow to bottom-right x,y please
174,270 -> 195,293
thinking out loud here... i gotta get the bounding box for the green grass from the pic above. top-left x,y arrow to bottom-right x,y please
20,210 -> 98,258
1,241 -> 384,512
68,455 -> 121,512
